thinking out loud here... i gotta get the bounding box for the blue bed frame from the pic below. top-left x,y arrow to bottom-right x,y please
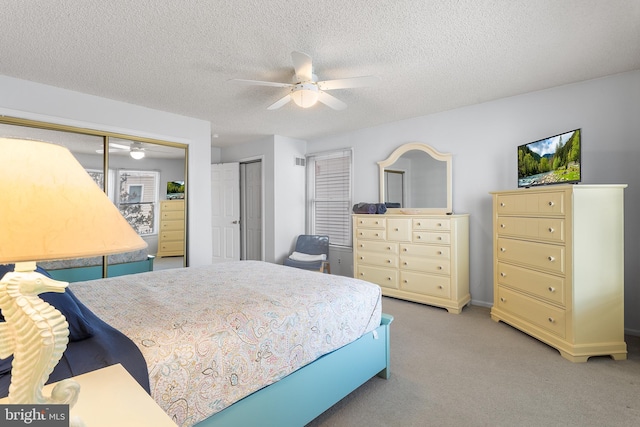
195,313 -> 393,427
47,256 -> 155,282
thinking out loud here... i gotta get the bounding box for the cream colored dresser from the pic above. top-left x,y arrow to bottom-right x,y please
157,199 -> 185,257
353,213 -> 470,313
490,184 -> 627,362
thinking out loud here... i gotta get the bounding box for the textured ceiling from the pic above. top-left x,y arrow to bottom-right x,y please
1,1 -> 638,147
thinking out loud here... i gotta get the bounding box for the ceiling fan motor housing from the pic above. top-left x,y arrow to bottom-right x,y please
291,83 -> 319,108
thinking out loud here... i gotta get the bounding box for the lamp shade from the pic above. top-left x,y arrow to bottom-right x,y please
0,137 -> 147,263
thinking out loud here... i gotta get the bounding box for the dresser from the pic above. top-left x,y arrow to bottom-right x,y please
353,213 -> 470,313
157,199 -> 185,257
490,185 -> 627,362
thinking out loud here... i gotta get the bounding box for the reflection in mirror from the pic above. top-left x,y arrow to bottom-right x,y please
378,142 -> 452,214
0,119 -> 188,277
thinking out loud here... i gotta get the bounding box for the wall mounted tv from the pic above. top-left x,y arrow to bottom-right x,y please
166,180 -> 185,199
517,129 -> 581,188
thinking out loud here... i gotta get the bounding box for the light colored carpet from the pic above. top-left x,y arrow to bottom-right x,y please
307,297 -> 640,427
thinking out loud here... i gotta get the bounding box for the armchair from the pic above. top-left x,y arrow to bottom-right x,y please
283,235 -> 330,273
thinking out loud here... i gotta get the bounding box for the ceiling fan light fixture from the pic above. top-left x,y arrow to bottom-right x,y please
130,148 -> 145,160
291,83 -> 319,108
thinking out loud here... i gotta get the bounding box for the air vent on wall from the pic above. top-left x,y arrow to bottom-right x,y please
295,157 -> 306,167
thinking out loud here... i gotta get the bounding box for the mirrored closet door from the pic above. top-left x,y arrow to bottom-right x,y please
0,118 -> 188,278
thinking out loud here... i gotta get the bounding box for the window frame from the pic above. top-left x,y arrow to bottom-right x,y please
306,148 -> 354,248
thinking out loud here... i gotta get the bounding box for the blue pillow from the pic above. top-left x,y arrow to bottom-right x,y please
0,264 -> 95,341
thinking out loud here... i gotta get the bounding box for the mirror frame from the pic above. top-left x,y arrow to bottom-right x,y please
378,142 -> 452,215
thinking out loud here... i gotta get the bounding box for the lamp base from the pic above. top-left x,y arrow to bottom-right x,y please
0,261 -> 83,425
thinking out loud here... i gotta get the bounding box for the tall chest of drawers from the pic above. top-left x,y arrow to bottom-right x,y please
157,199 -> 185,257
353,213 -> 470,313
490,185 -> 627,362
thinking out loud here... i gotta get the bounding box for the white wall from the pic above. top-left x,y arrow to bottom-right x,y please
0,75 -> 213,266
308,70 -> 640,334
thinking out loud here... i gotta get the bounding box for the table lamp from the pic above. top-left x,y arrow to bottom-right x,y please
0,137 -> 147,418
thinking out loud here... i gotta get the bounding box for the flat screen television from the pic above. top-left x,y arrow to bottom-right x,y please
166,180 -> 185,199
517,129 -> 581,188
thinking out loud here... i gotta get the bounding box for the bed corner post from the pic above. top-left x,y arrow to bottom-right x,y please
377,313 -> 394,379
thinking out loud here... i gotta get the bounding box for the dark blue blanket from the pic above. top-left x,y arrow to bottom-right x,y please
0,265 -> 149,397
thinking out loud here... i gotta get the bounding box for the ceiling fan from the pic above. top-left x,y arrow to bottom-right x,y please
97,141 -> 146,159
230,51 -> 380,110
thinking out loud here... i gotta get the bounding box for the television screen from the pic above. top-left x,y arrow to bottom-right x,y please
167,180 -> 185,199
517,129 -> 581,188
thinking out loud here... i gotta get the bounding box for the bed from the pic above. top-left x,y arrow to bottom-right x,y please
39,248 -> 155,282
0,261 -> 392,427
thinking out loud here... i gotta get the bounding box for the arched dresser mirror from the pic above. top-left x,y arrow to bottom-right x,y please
378,142 -> 452,214
353,141 -> 469,313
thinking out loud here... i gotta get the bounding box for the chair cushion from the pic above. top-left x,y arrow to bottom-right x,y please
289,252 -> 327,262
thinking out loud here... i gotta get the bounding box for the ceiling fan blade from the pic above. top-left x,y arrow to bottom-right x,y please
291,51 -> 313,82
109,143 -> 131,150
318,91 -> 347,110
228,78 -> 293,88
317,75 -> 381,91
267,94 -> 292,110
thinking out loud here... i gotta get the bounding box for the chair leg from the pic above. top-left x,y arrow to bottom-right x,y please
321,261 -> 331,274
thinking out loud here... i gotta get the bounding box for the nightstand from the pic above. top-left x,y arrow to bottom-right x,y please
0,364 -> 176,426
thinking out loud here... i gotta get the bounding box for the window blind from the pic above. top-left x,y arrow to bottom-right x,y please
307,149 -> 352,247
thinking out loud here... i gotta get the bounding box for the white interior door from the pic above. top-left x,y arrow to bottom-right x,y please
211,162 -> 240,262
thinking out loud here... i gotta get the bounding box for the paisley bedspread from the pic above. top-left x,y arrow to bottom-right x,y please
70,261 -> 382,426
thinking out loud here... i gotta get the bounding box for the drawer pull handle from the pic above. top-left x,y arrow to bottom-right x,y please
375,233 -> 380,237
437,266 -> 443,270
417,235 -> 422,239
500,247 -> 506,252
387,246 -> 392,250
438,285 -> 443,289
500,272 -> 506,277
500,202 -> 505,207
437,236 -> 442,240
386,277 -> 392,281
386,259 -> 392,264
437,223 -> 442,227
548,201 -> 554,207
500,297 -> 506,303
548,317 -> 555,324
360,256 -> 364,260
403,279 -> 408,283
403,262 -> 408,266
548,256 -> 555,262
375,221 -> 380,225
500,223 -> 506,228
403,248 -> 408,252
416,222 -> 421,226
548,286 -> 556,293
394,228 -> 399,231
548,227 -> 554,233
437,251 -> 442,255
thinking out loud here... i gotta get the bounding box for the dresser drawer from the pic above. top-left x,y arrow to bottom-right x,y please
496,217 -> 565,243
355,251 -> 398,268
413,218 -> 450,231
400,271 -> 451,298
497,237 -> 565,275
496,287 -> 566,338
413,231 -> 450,244
497,262 -> 565,306
400,244 -> 450,260
158,241 -> 184,253
161,210 -> 185,221
496,192 -> 566,216
160,230 -> 184,242
387,218 -> 411,241
160,200 -> 185,211
356,228 -> 386,240
354,217 -> 385,228
400,255 -> 450,275
355,240 -> 398,255
356,265 -> 398,289
160,220 -> 185,232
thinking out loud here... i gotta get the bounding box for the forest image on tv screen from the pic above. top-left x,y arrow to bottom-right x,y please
518,129 -> 581,187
